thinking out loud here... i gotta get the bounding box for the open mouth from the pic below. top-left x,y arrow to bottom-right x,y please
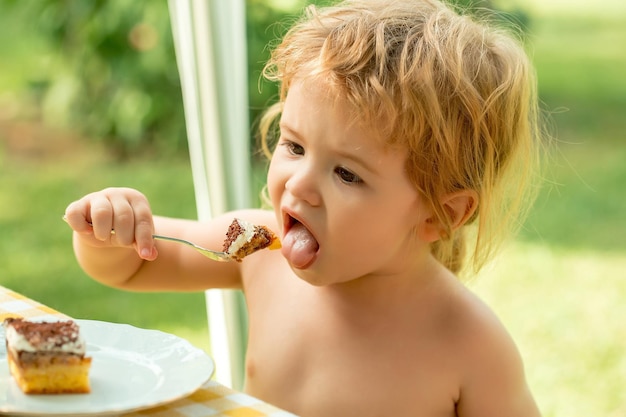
281,214 -> 319,269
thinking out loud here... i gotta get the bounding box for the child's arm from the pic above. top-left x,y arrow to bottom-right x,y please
64,187 -> 275,292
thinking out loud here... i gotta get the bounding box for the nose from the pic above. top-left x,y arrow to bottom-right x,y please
284,164 -> 322,207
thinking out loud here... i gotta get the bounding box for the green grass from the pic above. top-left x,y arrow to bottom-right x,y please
1,4 -> 625,417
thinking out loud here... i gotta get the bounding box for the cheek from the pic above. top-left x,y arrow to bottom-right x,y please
335,199 -> 421,248
266,156 -> 282,205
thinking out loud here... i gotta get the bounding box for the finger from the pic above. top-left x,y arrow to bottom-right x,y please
88,194 -> 114,241
64,200 -> 94,234
136,244 -> 158,261
108,195 -> 135,246
129,195 -> 156,259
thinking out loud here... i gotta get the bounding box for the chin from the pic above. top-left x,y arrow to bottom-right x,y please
291,264 -> 358,288
289,266 -> 331,287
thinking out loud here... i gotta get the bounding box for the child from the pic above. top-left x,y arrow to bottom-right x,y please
65,0 -> 543,416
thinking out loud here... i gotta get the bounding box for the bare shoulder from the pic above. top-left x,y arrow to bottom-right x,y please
443,277 -> 541,417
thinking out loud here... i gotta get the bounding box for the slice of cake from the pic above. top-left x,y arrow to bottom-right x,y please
223,218 -> 281,262
3,318 -> 92,394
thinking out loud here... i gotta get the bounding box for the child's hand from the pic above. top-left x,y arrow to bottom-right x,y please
64,187 -> 158,261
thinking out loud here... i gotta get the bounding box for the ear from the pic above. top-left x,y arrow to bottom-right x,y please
418,190 -> 478,243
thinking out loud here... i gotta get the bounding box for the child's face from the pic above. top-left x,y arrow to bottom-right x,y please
268,80 -> 431,286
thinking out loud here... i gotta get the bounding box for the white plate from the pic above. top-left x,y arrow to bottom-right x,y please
0,319 -> 214,416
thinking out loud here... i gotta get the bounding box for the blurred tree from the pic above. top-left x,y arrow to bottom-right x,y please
0,0 -> 185,158
14,1 -> 184,159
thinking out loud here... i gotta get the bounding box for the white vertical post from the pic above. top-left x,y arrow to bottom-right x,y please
169,0 -> 250,389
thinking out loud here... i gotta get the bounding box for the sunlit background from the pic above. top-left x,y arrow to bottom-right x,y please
1,1 -> 624,416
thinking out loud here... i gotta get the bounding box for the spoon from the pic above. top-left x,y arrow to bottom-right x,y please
151,234 -> 231,262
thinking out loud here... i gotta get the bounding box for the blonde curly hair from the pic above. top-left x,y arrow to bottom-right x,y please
260,0 -> 543,274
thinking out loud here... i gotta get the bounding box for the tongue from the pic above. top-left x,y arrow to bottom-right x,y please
281,222 -> 319,268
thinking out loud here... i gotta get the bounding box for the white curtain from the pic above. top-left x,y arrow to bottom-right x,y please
168,0 -> 250,389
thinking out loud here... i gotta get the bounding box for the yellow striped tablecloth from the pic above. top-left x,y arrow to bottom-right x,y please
0,285 -> 296,417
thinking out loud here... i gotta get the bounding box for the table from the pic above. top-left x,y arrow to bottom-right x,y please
0,285 -> 296,417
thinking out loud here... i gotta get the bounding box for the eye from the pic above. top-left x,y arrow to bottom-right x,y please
335,166 -> 363,184
281,140 -> 304,156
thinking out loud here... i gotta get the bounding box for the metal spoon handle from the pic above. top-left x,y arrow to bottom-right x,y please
152,234 -> 231,262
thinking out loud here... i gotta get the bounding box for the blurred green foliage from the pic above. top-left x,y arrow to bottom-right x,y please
0,0 -> 522,160
0,1 -> 184,158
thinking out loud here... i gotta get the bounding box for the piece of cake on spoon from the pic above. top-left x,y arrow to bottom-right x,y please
222,218 -> 281,262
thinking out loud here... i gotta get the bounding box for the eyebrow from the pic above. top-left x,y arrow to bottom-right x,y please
279,123 -> 381,176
